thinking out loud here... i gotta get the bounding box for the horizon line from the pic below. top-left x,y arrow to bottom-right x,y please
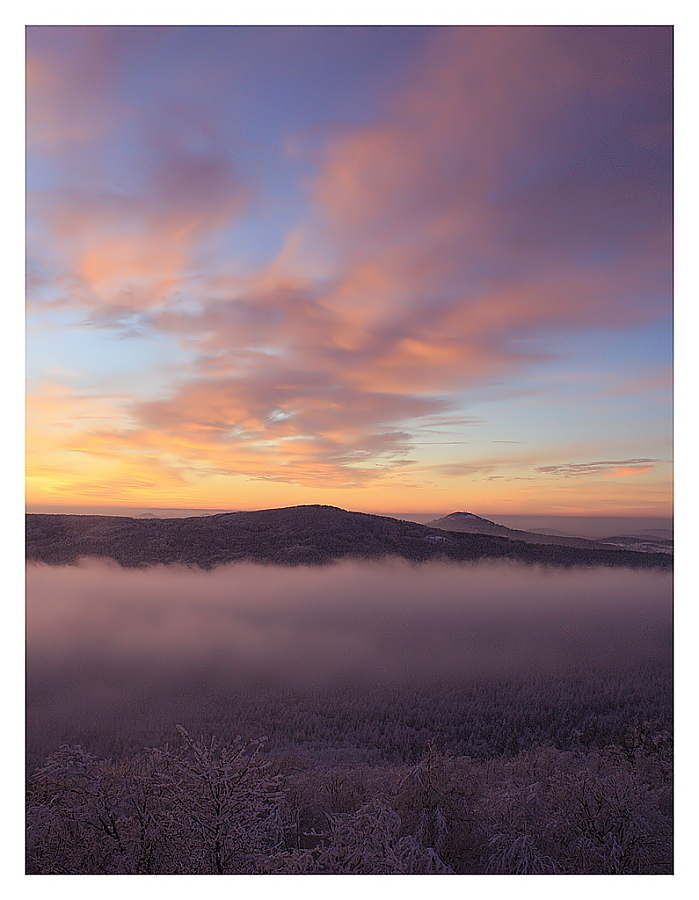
25,503 -> 674,520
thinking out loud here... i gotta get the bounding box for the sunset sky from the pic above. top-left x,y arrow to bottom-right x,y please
25,25 -> 673,517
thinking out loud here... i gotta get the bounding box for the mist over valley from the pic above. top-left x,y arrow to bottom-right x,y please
27,558 -> 671,761
26,556 -> 673,874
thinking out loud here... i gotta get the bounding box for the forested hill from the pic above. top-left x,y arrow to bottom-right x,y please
428,511 -> 601,548
427,512 -> 674,554
26,506 -> 671,570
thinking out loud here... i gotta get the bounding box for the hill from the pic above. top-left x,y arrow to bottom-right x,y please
26,505 -> 671,570
427,512 -> 673,555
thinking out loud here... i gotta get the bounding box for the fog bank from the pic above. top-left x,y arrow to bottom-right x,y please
27,559 -> 671,682
26,559 -> 672,767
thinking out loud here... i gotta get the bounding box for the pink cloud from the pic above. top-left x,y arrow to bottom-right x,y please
26,27 -> 672,495
536,459 -> 659,479
313,26 -> 671,332
27,32 -> 252,314
118,29 -> 669,489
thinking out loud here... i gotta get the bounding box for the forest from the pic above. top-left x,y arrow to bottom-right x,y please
26,507 -> 672,570
27,663 -> 672,875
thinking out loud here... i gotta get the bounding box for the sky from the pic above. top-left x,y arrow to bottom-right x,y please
25,24 -> 673,517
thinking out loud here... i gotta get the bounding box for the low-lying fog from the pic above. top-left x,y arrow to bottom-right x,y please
27,559 -> 671,681
26,559 -> 672,766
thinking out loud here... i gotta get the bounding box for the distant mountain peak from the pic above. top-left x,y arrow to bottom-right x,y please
440,511 -> 496,523
427,511 -> 512,538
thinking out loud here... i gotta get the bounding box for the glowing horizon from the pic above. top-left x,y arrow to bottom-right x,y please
26,26 -> 673,518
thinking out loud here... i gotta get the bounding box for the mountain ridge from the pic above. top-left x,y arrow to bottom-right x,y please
26,505 -> 671,570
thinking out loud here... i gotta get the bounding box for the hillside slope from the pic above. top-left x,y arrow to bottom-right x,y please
26,506 -> 671,570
